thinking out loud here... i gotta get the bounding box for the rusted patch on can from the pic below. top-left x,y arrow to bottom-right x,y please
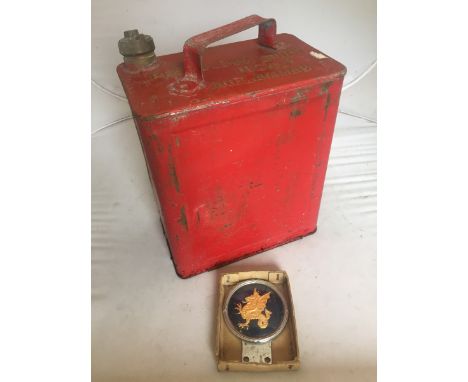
171,112 -> 189,123
168,163 -> 180,192
320,81 -> 332,95
209,191 -> 226,219
324,92 -> 331,119
290,109 -> 302,118
290,90 -> 307,104
150,133 -> 164,153
249,181 -> 263,189
320,81 -> 333,120
178,206 -> 188,231
168,145 -> 180,192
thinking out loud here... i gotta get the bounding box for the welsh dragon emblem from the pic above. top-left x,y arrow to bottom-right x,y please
235,288 -> 272,330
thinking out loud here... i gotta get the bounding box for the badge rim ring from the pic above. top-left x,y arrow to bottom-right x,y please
222,279 -> 289,343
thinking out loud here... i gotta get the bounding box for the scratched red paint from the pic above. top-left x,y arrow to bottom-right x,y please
117,15 -> 346,278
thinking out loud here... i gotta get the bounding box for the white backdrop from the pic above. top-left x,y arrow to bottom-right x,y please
92,1 -> 376,381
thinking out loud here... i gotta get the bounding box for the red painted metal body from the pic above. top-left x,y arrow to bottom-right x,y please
117,16 -> 346,278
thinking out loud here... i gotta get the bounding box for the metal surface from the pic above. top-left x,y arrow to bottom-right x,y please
241,341 -> 272,364
184,15 -> 275,82
118,29 -> 156,68
118,29 -> 155,56
222,279 -> 289,343
117,15 -> 346,278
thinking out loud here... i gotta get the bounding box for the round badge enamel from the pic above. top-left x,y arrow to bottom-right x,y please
223,279 -> 289,343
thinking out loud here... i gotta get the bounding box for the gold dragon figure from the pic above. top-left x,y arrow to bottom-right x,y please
235,288 -> 272,330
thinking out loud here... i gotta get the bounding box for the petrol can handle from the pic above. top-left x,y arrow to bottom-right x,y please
183,15 -> 277,83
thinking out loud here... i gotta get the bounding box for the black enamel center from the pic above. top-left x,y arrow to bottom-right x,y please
226,282 -> 286,340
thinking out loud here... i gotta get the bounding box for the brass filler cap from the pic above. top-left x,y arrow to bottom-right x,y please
118,29 -> 155,57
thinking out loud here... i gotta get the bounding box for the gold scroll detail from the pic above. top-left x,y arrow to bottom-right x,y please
235,288 -> 272,330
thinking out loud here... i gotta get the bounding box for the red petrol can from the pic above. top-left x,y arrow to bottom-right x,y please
117,15 -> 346,278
